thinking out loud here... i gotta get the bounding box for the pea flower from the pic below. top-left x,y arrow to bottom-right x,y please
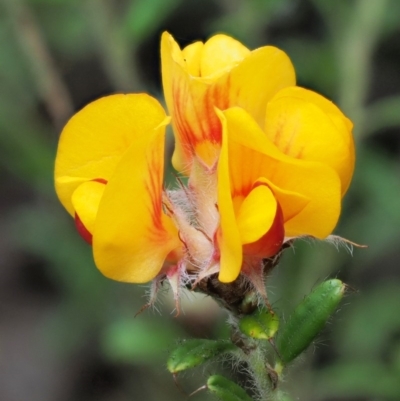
54,32 -> 354,308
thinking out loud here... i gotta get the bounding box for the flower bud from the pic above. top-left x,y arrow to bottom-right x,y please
276,279 -> 346,364
239,307 -> 279,340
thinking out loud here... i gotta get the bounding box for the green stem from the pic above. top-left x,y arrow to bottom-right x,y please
246,346 -> 274,400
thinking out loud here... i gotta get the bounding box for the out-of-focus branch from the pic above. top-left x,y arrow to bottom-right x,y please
84,0 -> 143,92
315,0 -> 388,139
336,0 -> 388,138
2,0 -> 74,130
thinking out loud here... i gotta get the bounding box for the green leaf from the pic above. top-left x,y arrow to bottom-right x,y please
239,307 -> 279,340
167,339 -> 238,373
207,375 -> 255,401
276,279 -> 346,364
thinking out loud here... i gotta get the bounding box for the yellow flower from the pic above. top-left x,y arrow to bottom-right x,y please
54,32 -> 355,303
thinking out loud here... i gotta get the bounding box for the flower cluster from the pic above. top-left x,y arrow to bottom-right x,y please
55,33 -> 354,307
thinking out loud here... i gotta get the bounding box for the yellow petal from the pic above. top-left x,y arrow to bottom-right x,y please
162,32 -> 220,169
254,177 -> 310,223
219,107 -> 342,239
93,119 -> 180,283
182,41 -> 203,76
213,45 -> 296,128
216,110 -> 242,283
265,87 -> 355,195
161,32 -> 295,170
236,184 -> 277,245
55,94 -> 166,215
200,34 -> 250,77
71,180 -> 106,234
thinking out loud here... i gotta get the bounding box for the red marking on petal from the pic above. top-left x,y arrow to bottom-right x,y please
212,231 -> 221,262
145,155 -> 165,235
172,82 -> 223,157
172,84 -> 196,155
92,178 -> 108,185
74,212 -> 93,245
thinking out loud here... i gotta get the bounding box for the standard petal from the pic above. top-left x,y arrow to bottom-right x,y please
182,41 -> 203,76
161,32 -> 221,169
265,87 -> 355,195
55,94 -> 166,215
216,110 -> 242,283
219,107 -> 342,239
236,184 -> 277,245
93,119 -> 180,283
161,32 -> 296,170
200,34 -> 250,77
212,45 -> 296,128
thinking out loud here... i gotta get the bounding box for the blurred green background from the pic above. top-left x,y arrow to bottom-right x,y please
1,0 -> 400,400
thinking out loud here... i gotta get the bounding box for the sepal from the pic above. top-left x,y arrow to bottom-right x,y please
239,307 -> 280,341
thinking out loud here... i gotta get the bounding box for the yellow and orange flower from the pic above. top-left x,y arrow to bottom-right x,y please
54,32 -> 354,302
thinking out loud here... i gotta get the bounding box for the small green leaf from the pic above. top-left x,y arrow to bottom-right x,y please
167,339 -> 238,373
207,375 -> 255,401
276,279 -> 346,364
239,307 -> 279,340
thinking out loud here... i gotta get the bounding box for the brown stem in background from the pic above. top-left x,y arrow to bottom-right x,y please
2,0 -> 74,129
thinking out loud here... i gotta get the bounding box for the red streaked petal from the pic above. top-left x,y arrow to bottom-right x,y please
162,32 -> 221,169
161,32 -> 295,171
93,119 -> 181,283
265,87 -> 355,195
75,213 -> 93,245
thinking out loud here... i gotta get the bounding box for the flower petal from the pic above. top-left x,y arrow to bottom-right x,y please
93,119 -> 180,283
254,177 -> 310,223
161,32 -> 296,170
162,32 -> 221,170
236,184 -> 277,245
200,34 -> 250,77
55,94 -> 167,215
243,203 -> 284,259
182,41 -> 203,76
265,87 -> 355,195
216,110 -> 242,283
219,107 -> 342,239
71,180 -> 106,234
213,45 -> 296,128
